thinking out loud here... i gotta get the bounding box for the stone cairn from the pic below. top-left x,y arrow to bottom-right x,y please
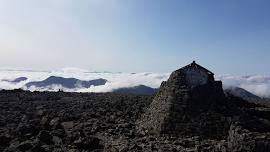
137,61 -> 231,138
137,62 -> 270,151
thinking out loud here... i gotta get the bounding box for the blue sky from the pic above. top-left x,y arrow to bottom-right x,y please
0,0 -> 270,75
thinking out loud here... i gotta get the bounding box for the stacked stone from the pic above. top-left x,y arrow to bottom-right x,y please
137,64 -> 230,138
137,62 -> 270,151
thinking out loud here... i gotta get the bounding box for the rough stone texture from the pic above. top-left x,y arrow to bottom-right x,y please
228,123 -> 270,152
0,89 -> 270,151
181,61 -> 214,88
1,63 -> 270,151
137,63 -> 228,138
137,62 -> 270,151
0,90 -> 153,152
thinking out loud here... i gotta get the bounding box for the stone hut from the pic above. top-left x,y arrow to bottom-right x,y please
137,61 -> 227,138
180,61 -> 214,88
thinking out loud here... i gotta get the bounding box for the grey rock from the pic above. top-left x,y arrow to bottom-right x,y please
38,131 -> 53,145
74,136 -> 103,150
18,140 -> 33,151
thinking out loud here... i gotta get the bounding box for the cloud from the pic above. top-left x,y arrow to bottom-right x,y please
0,68 -> 269,98
217,75 -> 270,98
0,68 -> 169,93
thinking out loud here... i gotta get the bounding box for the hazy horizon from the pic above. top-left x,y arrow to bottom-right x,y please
1,0 -> 270,75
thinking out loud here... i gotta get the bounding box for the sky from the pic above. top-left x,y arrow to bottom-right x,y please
0,0 -> 270,75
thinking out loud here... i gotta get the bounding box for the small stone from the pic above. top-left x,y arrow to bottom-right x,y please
37,110 -> 45,116
52,136 -> 62,145
61,121 -> 74,131
74,136 -> 103,150
40,116 -> 49,126
38,130 -> 53,144
49,117 -> 61,129
0,135 -> 12,146
18,140 -> 33,151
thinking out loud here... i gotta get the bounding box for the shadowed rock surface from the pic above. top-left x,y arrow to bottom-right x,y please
25,76 -> 107,89
137,62 -> 227,137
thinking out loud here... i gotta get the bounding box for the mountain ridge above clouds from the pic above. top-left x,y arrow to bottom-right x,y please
0,68 -> 269,98
25,76 -> 107,90
2,77 -> 28,83
113,85 -> 159,95
217,75 -> 270,98
224,86 -> 262,101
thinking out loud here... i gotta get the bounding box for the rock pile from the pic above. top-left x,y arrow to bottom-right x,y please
0,90 -> 152,152
137,62 -> 228,137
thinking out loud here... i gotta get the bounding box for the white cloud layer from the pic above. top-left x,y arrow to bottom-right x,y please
0,68 -> 169,92
217,75 -> 270,98
0,68 -> 269,98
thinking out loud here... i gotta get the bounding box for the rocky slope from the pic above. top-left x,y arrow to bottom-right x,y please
0,89 -> 270,151
0,89 -> 152,152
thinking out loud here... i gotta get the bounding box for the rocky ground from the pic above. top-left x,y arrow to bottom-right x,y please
0,89 -> 270,152
0,89 -> 152,152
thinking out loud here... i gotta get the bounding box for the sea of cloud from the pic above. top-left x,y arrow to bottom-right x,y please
0,67 -> 170,92
216,75 -> 270,98
0,68 -> 269,98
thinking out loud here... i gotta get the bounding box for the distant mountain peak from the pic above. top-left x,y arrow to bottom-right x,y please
113,85 -> 158,95
25,76 -> 107,89
224,86 -> 265,104
2,77 -> 28,83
